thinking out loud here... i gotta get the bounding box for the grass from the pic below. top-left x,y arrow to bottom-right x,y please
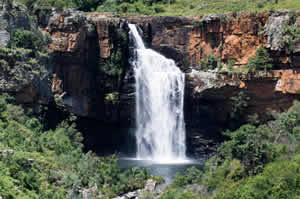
14,0 -> 300,16
154,0 -> 300,16
227,67 -> 250,73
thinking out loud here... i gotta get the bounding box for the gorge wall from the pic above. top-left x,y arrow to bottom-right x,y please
1,2 -> 300,155
37,9 -> 300,124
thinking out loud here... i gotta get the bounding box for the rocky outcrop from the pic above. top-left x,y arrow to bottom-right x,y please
1,1 -> 300,155
36,10 -> 298,124
37,9 -> 133,123
112,179 -> 157,199
128,11 -> 299,69
275,70 -> 300,94
0,2 -> 52,104
2,1 -> 300,130
184,69 -> 300,156
186,70 -> 300,123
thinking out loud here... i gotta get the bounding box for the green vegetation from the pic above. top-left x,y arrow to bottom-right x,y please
104,92 -> 120,105
15,0 -> 300,15
230,91 -> 249,121
7,29 -> 49,51
0,94 -> 152,198
248,46 -> 272,71
100,50 -> 123,79
155,101 -> 300,199
282,24 -> 300,52
200,54 -> 221,71
16,0 -> 76,10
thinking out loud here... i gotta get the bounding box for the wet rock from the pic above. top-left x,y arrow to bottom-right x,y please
112,191 -> 139,199
112,179 -> 157,199
124,191 -> 139,198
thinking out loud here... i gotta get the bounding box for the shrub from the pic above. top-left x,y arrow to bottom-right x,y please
100,50 -> 123,78
174,167 -> 202,187
200,54 -> 219,71
227,59 -> 236,71
153,4 -> 165,13
72,0 -> 102,11
248,46 -> 272,71
140,191 -> 157,199
105,92 -> 120,105
8,29 -> 47,51
281,25 -> 300,51
218,124 -> 277,174
256,2 -> 264,8
230,91 -> 248,120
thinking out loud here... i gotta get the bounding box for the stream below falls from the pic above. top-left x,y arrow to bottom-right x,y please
118,158 -> 205,190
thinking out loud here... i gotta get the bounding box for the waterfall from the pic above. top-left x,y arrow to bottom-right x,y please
129,24 -> 187,163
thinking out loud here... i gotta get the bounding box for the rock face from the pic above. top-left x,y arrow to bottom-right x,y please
35,10 -> 300,125
184,69 -> 300,156
32,8 -> 300,152
2,1 -> 300,143
37,9 -> 133,124
0,1 -> 300,156
0,2 -> 52,104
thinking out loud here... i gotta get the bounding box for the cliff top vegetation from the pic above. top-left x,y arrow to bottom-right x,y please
16,0 -> 300,15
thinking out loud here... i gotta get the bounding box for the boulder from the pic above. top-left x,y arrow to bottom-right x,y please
143,179 -> 156,192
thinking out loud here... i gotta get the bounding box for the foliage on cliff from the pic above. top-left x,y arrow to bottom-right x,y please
0,94 -> 151,199
248,46 -> 273,71
0,1 -> 53,96
156,101 -> 300,199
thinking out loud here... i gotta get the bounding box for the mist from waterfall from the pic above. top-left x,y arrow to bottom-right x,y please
129,24 -> 187,163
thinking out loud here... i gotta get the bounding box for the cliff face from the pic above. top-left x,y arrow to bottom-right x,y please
127,11 -> 300,69
1,3 -> 300,155
36,9 -> 133,124
2,3 -> 300,130
34,9 -> 300,127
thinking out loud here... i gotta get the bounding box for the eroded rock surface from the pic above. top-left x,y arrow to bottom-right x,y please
2,1 -> 300,132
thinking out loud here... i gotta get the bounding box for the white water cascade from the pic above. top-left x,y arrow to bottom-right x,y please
129,24 -> 187,163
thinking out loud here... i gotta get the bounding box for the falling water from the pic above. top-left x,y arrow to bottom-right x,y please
129,24 -> 187,163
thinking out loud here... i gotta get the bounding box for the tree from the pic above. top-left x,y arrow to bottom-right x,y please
73,0 -> 103,11
248,46 -> 272,71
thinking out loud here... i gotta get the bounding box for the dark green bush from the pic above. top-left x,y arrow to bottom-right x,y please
98,0 -> 176,14
174,167 -> 202,187
230,91 -> 248,121
219,124 -> 278,174
248,46 -> 272,71
281,25 -> 300,51
8,29 -> 47,51
200,54 -> 219,71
